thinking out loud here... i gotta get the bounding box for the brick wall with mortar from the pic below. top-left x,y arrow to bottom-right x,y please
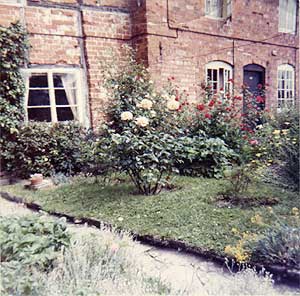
0,0 -> 299,127
0,0 -> 134,127
143,0 -> 299,111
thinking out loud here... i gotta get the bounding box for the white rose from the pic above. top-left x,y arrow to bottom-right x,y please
150,110 -> 156,118
136,116 -> 149,127
121,111 -> 133,121
167,100 -> 180,111
137,98 -> 153,110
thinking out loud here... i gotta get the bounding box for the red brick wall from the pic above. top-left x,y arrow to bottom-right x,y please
0,0 -> 133,127
144,0 -> 299,112
0,0 -> 298,127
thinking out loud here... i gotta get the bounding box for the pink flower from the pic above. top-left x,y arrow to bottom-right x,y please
205,113 -> 212,119
249,139 -> 258,145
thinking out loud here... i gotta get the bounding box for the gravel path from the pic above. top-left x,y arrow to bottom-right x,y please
0,196 -> 299,295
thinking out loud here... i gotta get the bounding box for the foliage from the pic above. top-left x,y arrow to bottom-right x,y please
0,22 -> 28,172
175,134 -> 236,178
0,225 -> 174,296
252,208 -> 300,269
100,48 -> 186,195
225,207 -> 300,269
273,110 -> 300,191
3,122 -> 99,178
4,176 -> 299,257
0,214 -> 70,269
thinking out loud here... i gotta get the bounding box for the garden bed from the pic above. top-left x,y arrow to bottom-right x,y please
1,176 -> 299,283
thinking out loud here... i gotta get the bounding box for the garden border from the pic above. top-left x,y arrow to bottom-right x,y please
1,190 -> 299,285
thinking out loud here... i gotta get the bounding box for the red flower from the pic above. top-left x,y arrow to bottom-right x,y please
205,113 -> 212,119
220,87 -> 224,91
175,97 -> 179,101
228,78 -> 234,83
197,104 -> 205,111
256,96 -> 265,104
226,107 -> 231,112
234,96 -> 242,101
257,83 -> 263,89
208,100 -> 215,107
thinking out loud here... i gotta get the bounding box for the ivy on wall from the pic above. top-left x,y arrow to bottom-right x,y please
0,22 -> 29,172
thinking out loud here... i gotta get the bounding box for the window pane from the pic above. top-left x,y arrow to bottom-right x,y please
213,69 -> 218,81
55,89 -> 77,105
279,0 -> 287,30
207,69 -> 212,80
56,107 -> 76,121
28,108 -> 51,122
29,74 -> 48,88
53,73 -> 76,88
28,89 -> 50,106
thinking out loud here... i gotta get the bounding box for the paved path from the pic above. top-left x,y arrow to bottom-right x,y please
0,197 -> 299,295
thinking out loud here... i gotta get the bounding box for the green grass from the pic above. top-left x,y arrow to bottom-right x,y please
2,176 -> 298,255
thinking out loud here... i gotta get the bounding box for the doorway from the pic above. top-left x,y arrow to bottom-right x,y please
243,64 -> 265,111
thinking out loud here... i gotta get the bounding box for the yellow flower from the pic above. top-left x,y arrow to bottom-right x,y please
167,100 -> 180,111
224,245 -> 233,254
251,214 -> 263,225
231,227 -> 238,234
267,206 -> 273,213
291,207 -> 299,216
282,129 -> 289,135
272,130 -> 281,135
121,111 -> 133,121
135,116 -> 149,127
137,98 -> 153,110
255,153 -> 262,157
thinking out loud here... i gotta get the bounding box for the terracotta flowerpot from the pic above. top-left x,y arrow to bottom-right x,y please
30,174 -> 43,186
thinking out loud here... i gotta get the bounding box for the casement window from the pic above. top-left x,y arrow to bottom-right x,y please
0,0 -> 24,5
277,64 -> 295,110
205,0 -> 232,19
206,61 -> 233,93
22,68 -> 87,125
279,0 -> 297,34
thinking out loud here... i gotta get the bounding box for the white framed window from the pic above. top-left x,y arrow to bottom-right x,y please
279,0 -> 297,34
277,64 -> 295,110
205,0 -> 232,19
0,0 -> 25,6
21,68 -> 87,125
206,61 -> 233,93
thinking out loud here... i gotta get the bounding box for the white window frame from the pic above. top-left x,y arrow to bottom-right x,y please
0,0 -> 25,6
205,61 -> 233,93
277,64 -> 295,111
279,0 -> 297,34
21,68 -> 87,125
205,0 -> 232,19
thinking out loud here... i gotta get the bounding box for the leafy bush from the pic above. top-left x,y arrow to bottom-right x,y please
0,22 -> 28,172
0,214 -> 70,268
273,110 -> 300,191
175,134 -> 236,178
4,122 -> 99,178
100,48 -> 186,195
253,223 -> 300,269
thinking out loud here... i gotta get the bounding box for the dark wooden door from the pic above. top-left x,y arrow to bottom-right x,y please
244,70 -> 263,93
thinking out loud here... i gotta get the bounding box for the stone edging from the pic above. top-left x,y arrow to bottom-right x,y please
1,190 -> 299,285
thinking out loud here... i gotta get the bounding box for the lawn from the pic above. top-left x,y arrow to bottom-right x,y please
2,176 -> 298,255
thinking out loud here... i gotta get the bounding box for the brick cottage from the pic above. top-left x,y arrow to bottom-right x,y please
0,0 -> 299,127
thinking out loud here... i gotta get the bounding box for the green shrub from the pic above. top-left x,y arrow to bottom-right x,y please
0,214 -> 70,268
274,110 -> 299,190
175,134 -> 236,178
0,22 -> 28,172
253,223 -> 300,269
4,122 -> 99,178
